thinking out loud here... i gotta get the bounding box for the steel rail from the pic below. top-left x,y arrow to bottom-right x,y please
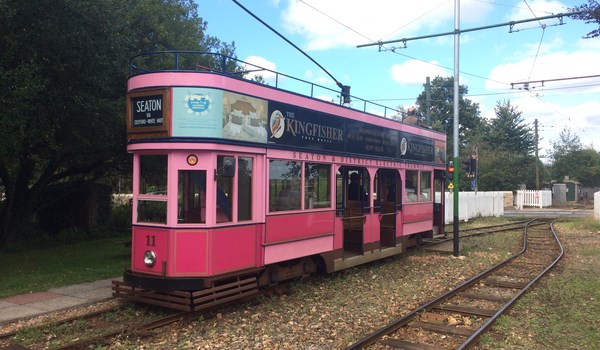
456,220 -> 564,349
346,218 -> 562,349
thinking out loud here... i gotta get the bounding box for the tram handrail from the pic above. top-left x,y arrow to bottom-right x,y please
128,50 -> 401,118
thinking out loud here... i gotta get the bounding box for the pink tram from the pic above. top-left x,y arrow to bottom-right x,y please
112,51 -> 447,311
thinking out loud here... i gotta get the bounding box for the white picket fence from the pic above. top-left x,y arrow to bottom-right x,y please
514,190 -> 552,209
444,191 -> 506,224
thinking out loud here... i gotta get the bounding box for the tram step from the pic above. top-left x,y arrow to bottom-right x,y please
192,275 -> 259,311
112,280 -> 193,311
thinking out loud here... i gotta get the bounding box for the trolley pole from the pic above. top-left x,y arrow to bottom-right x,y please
452,0 -> 460,257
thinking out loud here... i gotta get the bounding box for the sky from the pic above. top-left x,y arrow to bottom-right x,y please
198,0 -> 600,160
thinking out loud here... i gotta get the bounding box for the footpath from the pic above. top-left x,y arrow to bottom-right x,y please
0,278 -> 120,325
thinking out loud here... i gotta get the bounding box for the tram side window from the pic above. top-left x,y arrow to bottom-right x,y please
178,170 -> 206,223
216,156 -> 234,223
405,170 -> 418,203
305,163 -> 331,209
420,171 -> 431,202
269,160 -> 301,212
140,155 -> 167,195
238,157 -> 253,221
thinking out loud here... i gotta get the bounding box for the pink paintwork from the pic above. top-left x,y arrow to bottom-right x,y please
264,235 -> 334,265
401,203 -> 434,235
132,225 -> 261,277
265,211 -> 335,244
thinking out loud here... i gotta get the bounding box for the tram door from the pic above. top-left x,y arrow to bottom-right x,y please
433,170 -> 445,235
376,169 -> 400,248
340,167 -> 369,254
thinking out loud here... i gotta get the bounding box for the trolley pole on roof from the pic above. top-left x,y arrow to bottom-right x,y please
452,0 -> 460,257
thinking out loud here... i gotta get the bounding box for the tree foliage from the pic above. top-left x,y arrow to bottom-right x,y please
0,0 -> 235,245
571,0 -> 600,38
415,76 -> 482,151
472,100 -> 539,191
549,127 -> 600,187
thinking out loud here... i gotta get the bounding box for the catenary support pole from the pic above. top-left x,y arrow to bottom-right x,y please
453,0 -> 461,257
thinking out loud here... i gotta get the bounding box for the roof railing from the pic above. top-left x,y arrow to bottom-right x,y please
129,50 -> 401,118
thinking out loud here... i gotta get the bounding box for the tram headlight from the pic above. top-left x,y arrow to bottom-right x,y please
186,154 -> 198,166
143,250 -> 157,267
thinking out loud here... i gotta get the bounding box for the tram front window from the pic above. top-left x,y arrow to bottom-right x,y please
137,155 -> 168,224
178,170 -> 206,223
139,155 -> 167,194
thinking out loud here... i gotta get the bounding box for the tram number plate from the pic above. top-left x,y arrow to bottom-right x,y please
146,234 -> 156,247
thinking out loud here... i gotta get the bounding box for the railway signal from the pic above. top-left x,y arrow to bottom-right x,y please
462,158 -> 476,178
446,161 -> 455,183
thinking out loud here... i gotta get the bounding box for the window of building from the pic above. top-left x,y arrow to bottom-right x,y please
269,160 -> 301,212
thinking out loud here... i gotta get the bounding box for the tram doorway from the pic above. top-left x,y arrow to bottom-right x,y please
375,169 -> 401,248
339,167 -> 369,254
433,170 -> 445,235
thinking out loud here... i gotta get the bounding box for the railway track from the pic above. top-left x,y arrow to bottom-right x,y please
0,284 -> 290,349
427,219 -> 545,245
0,303 -> 184,349
347,219 -> 563,350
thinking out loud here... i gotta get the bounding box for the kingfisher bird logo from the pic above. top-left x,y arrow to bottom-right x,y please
400,137 -> 408,155
270,110 -> 285,138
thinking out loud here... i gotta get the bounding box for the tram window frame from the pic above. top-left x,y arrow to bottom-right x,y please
419,171 -> 432,202
237,157 -> 253,221
304,163 -> 331,209
139,154 -> 167,195
269,160 -> 301,212
405,170 -> 419,203
216,156 -> 234,223
137,154 -> 168,224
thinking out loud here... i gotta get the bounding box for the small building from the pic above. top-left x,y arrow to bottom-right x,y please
553,176 -> 581,203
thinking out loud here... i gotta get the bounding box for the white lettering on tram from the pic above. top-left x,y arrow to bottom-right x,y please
286,119 -> 343,142
136,99 -> 162,113
290,151 -> 427,170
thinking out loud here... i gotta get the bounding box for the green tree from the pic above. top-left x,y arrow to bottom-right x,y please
549,127 -> 600,186
571,0 -> 600,38
0,0 -> 235,246
415,76 -> 482,153
549,126 -> 582,160
476,100 -> 538,191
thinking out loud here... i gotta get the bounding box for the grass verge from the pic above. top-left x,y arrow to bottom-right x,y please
0,236 -> 130,298
479,217 -> 600,349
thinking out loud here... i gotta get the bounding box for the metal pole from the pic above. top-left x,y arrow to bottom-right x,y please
452,0 -> 460,257
535,119 -> 540,190
425,76 -> 431,126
